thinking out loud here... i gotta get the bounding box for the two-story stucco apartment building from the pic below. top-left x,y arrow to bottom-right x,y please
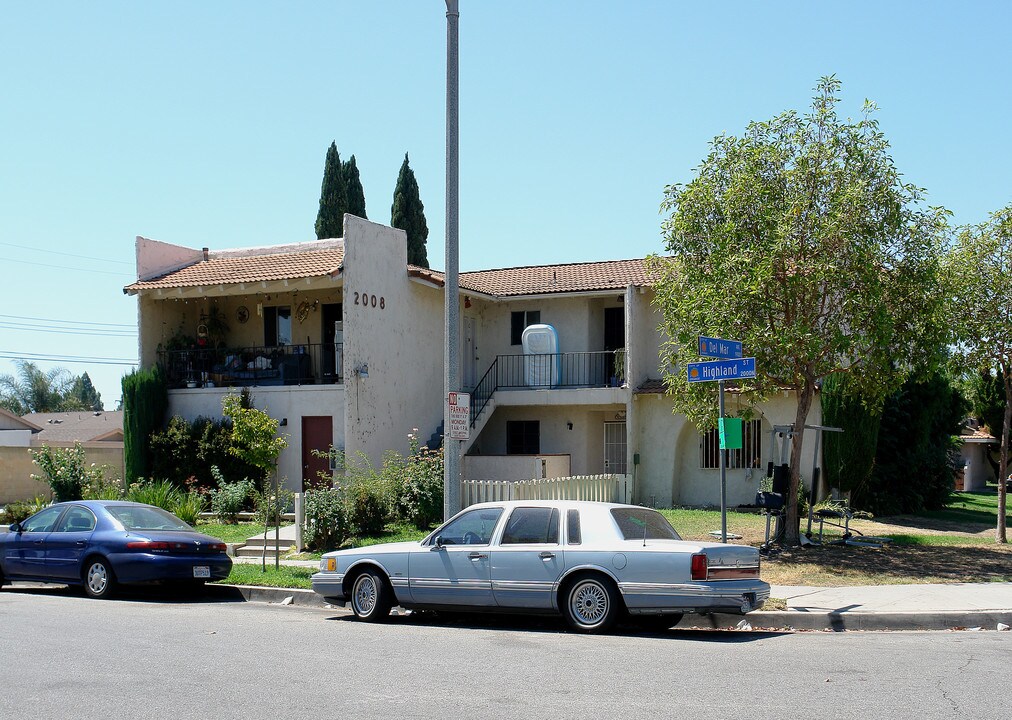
124,216 -> 821,510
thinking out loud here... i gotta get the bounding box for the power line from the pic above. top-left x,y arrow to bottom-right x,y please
0,313 -> 135,328
0,351 -> 138,367
1,256 -> 134,277
0,322 -> 136,338
0,241 -> 133,265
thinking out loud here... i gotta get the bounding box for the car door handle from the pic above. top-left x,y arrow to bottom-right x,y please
468,552 -> 487,561
75,541 -> 87,547
539,552 -> 556,560
33,540 -> 44,545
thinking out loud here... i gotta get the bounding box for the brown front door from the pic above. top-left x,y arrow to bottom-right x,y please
302,416 -> 333,490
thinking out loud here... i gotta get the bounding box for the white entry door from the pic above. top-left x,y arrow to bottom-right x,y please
463,316 -> 478,390
604,421 -> 627,474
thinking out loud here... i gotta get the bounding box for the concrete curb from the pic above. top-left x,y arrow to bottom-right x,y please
209,585 -> 1012,631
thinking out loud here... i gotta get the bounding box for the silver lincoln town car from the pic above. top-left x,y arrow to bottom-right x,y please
311,500 -> 770,633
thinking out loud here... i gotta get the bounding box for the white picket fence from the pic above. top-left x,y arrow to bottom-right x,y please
461,474 -> 631,507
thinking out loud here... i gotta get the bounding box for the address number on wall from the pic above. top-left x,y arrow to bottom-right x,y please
353,292 -> 385,309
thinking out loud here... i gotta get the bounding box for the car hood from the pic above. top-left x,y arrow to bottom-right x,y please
324,541 -> 420,558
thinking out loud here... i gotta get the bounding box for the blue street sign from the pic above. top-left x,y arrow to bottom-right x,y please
697,336 -> 743,360
687,357 -> 757,383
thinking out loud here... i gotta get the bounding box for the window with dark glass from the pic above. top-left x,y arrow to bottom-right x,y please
54,506 -> 97,533
567,509 -> 582,545
610,508 -> 682,541
501,507 -> 559,544
263,306 -> 292,346
506,420 -> 540,454
510,310 -> 541,345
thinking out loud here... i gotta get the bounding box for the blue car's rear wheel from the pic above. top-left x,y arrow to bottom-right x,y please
83,558 -> 116,599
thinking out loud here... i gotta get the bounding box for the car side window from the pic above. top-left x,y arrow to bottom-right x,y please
54,506 -> 97,533
434,508 -> 503,546
501,507 -> 559,545
567,509 -> 582,545
20,506 -> 65,533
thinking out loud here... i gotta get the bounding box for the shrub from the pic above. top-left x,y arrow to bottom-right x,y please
345,479 -> 390,536
303,487 -> 348,551
81,471 -> 123,500
251,485 -> 295,526
172,491 -> 206,526
127,479 -> 183,511
149,415 -> 260,492
209,467 -> 253,524
30,443 -> 103,502
395,437 -> 444,530
1,500 -> 35,524
122,365 -> 168,482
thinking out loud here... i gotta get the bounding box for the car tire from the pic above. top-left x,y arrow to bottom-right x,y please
632,613 -> 684,632
563,574 -> 621,633
83,557 -> 116,599
350,569 -> 393,622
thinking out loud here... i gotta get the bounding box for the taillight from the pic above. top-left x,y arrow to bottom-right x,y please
690,553 -> 708,580
126,541 -> 174,551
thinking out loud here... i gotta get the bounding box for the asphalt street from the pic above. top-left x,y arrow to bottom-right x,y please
2,586 -> 1009,720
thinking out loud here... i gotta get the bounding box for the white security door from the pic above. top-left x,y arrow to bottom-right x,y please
604,421 -> 627,475
463,316 -> 478,390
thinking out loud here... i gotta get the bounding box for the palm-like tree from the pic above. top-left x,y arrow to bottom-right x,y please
0,360 -> 87,414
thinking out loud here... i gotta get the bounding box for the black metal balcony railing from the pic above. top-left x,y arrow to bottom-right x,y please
159,343 -> 343,389
471,350 -> 624,426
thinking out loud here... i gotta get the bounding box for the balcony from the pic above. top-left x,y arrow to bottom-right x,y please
471,350 -> 624,425
159,343 -> 343,389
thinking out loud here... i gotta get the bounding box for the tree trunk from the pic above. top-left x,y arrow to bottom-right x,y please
997,369 -> 1010,544
782,380 -> 816,546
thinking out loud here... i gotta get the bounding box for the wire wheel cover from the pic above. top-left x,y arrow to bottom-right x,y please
570,580 -> 609,625
353,575 -> 378,615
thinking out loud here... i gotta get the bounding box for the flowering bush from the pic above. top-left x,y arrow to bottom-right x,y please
30,443 -> 104,503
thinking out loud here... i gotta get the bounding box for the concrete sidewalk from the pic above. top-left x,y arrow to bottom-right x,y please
213,575 -> 1012,632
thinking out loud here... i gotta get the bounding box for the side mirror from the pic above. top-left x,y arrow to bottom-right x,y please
432,535 -> 445,549
9,523 -> 21,534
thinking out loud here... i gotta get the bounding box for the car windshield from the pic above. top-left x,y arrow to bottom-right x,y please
107,506 -> 192,531
610,508 -> 681,541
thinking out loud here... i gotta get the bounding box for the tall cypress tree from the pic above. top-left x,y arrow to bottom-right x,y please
391,153 -> 429,268
315,141 -> 347,239
343,154 -> 367,220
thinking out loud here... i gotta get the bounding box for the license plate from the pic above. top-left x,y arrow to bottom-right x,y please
193,566 -> 210,578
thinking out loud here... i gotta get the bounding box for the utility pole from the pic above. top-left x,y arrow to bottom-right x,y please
443,0 -> 461,520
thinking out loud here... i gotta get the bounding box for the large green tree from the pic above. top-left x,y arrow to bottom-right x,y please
343,154 -> 367,220
651,77 -> 948,545
0,360 -> 92,414
944,204 -> 1012,543
315,141 -> 347,239
70,372 -> 103,411
391,153 -> 429,268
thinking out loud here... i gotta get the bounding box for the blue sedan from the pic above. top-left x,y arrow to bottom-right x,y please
0,500 -> 232,598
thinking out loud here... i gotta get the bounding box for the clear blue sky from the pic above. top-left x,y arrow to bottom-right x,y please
2,1 -> 1010,408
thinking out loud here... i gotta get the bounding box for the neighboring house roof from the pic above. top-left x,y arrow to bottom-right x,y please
124,247 -> 344,293
0,406 -> 42,432
960,428 -> 997,444
417,258 -> 655,297
21,411 -> 124,444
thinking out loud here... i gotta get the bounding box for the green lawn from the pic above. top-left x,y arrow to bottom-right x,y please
217,563 -> 313,589
909,491 -> 1009,529
194,522 -> 260,544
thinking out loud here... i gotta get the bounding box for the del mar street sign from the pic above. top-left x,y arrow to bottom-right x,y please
697,336 -> 743,360
687,357 -> 757,383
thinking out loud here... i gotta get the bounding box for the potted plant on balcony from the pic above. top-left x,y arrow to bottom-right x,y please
610,349 -> 626,387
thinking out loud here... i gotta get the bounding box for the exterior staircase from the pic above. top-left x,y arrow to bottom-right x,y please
234,524 -> 298,559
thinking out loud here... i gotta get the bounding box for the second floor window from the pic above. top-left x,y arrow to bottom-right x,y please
263,306 -> 292,346
511,310 -> 541,345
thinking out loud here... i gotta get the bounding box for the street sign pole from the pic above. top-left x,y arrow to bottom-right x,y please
718,379 -> 727,543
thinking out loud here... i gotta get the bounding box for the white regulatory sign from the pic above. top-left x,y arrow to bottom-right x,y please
447,392 -> 471,441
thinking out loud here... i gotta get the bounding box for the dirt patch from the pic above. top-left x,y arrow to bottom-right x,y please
762,543 -> 1012,586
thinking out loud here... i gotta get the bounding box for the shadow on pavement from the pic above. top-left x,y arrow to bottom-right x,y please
2,581 -> 247,605
323,609 -> 789,642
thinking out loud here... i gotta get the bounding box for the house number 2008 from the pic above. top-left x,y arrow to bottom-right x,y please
353,292 -> 385,310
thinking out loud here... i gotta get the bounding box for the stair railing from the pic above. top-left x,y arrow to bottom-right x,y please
470,357 -> 499,427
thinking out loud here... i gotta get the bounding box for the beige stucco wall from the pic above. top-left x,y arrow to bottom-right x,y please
1,443 -> 124,505
632,390 -> 822,508
462,454 -> 571,481
341,216 -> 444,468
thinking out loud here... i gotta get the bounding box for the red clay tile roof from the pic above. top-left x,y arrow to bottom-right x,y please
125,247 -> 344,292
960,428 -> 996,442
417,258 -> 655,297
